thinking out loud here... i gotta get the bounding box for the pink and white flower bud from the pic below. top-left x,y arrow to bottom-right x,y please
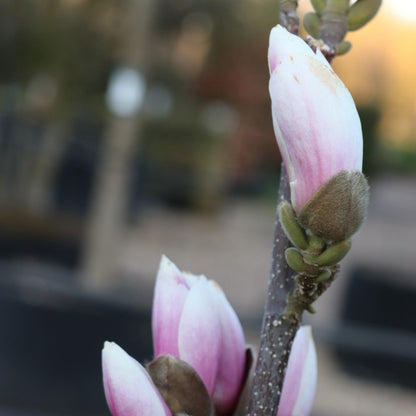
268,25 -> 363,213
152,256 -> 221,394
152,255 -> 246,414
277,326 -> 317,416
102,341 -> 172,416
208,282 -> 246,414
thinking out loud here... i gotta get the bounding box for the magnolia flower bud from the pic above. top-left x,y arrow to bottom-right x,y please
208,281 -> 246,414
152,256 -> 246,414
268,25 -> 368,241
102,342 -> 172,416
277,326 -> 317,416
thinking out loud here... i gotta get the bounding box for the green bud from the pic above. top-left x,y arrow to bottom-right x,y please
298,170 -> 369,242
307,233 -> 326,254
311,0 -> 327,14
337,40 -> 352,55
302,251 -> 318,265
279,201 -> 309,250
347,0 -> 382,31
304,12 -> 322,38
285,247 -> 307,272
315,267 -> 332,282
306,304 -> 316,314
313,240 -> 351,266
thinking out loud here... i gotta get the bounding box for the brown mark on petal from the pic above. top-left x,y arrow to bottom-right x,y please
293,74 -> 299,83
147,355 -> 214,416
298,170 -> 369,242
306,56 -> 343,94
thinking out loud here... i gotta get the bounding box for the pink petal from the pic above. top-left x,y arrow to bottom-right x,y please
102,342 -> 171,416
152,255 -> 190,357
268,25 -> 362,212
178,276 -> 222,395
209,281 -> 246,414
277,326 -> 317,416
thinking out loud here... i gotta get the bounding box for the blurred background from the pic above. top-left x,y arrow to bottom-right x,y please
0,0 -> 415,415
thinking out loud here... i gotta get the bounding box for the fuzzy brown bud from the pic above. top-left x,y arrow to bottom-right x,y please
298,170 -> 369,242
148,355 -> 214,416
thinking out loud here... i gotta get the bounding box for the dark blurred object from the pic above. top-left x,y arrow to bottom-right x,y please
53,119 -> 101,216
379,144 -> 416,175
332,267 -> 416,389
142,107 -> 226,211
0,261 -> 153,416
0,115 -> 102,269
358,105 -> 381,176
0,208 -> 82,269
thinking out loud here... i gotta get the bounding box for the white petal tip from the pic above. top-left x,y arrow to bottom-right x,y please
157,255 -> 182,280
159,254 -> 172,267
103,340 -> 112,350
299,325 -> 312,337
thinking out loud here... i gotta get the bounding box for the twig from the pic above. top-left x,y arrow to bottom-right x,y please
244,2 -> 303,413
319,0 -> 349,50
245,166 -> 300,416
278,0 -> 299,35
307,0 -> 349,62
243,1 -> 303,413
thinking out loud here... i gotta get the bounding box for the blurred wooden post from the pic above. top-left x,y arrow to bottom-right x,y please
82,0 -> 155,289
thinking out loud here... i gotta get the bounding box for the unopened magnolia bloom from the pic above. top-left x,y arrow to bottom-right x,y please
268,25 -> 363,213
277,326 -> 317,416
102,341 -> 172,416
152,255 -> 246,414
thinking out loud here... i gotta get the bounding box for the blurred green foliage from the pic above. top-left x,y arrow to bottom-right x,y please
359,105 -> 416,177
378,144 -> 416,175
0,0 -> 282,212
0,0 -> 122,115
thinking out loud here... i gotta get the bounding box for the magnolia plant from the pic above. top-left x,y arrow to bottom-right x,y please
245,2 -> 379,415
101,1 -> 381,415
102,257 -> 316,416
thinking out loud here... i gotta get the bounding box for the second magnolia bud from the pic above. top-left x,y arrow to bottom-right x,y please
268,25 -> 364,215
152,256 -> 246,415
